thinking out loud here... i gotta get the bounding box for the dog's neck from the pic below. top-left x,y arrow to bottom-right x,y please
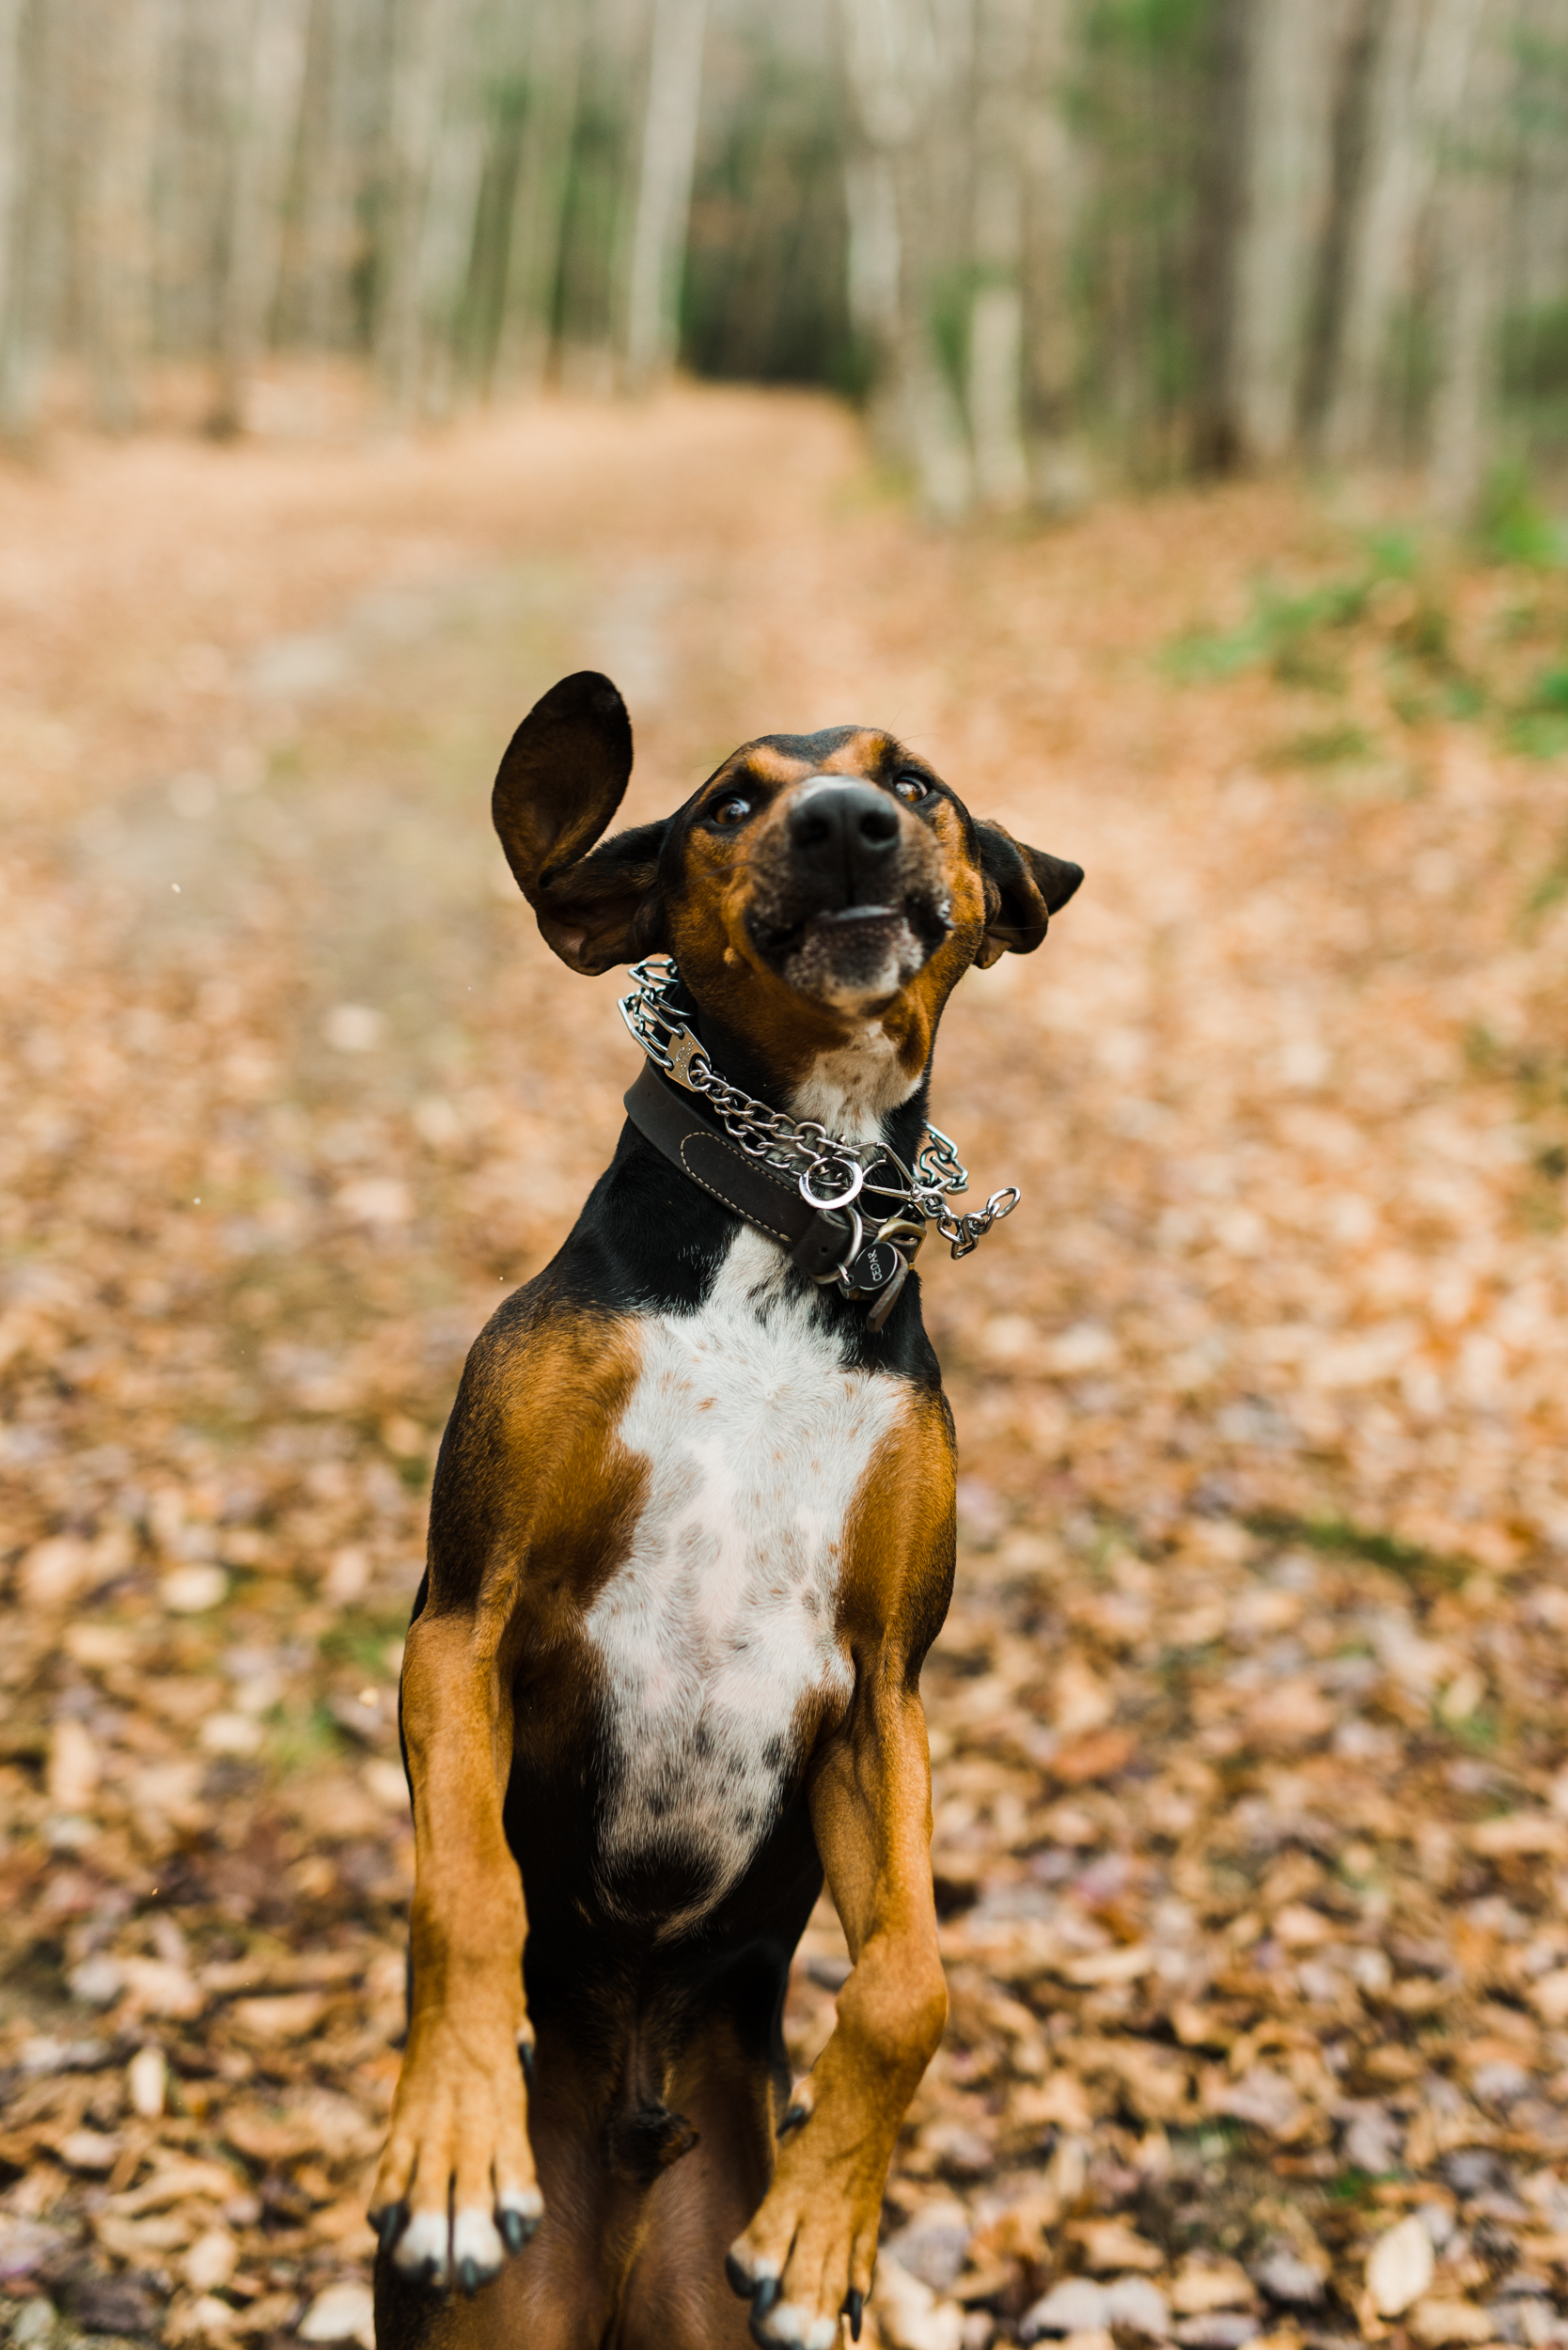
788,1029 -> 917,1147
677,994 -> 931,1158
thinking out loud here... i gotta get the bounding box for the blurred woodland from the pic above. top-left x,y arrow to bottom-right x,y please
4,0 -> 1568,514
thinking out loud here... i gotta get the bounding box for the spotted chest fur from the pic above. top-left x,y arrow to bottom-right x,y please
584,1225 -> 902,1931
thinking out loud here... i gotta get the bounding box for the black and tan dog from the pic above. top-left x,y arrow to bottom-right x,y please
370,672 -> 1081,2349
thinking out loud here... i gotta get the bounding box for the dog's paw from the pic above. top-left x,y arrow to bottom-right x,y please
369,2021 -> 540,2293
726,2128 -> 877,2349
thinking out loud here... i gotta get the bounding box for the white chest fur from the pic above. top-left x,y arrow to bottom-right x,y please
585,1228 -> 901,1927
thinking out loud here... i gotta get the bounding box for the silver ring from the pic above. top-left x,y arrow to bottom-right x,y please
799,1159 -> 864,1212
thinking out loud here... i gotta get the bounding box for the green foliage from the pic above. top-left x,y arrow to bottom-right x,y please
1261,723 -> 1371,770
1523,825 -> 1568,916
928,266 -> 978,409
1160,526 -> 1568,770
318,1607 -> 413,1674
1509,664 -> 1568,761
1166,567 -> 1382,687
1246,1510 -> 1468,1588
1477,462 -> 1564,569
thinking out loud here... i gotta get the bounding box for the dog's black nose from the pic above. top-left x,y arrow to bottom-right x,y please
787,781 -> 900,897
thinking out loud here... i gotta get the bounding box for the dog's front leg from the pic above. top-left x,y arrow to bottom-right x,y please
728,1684 -> 947,2348
370,1606 -> 541,2293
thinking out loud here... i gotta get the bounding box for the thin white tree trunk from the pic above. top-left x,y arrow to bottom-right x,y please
298,0 -> 360,352
0,0 -> 61,437
378,0 -> 448,410
377,0 -> 491,415
844,150 -> 902,354
1230,0 -> 1348,466
211,0 -> 312,432
81,0 -> 164,431
408,0 -> 488,416
1428,1 -> 1510,522
967,0 -> 1029,509
0,0 -> 25,370
1325,0 -> 1488,463
495,0 -> 582,396
624,0 -> 709,390
1020,0 -> 1087,509
840,0 -> 974,517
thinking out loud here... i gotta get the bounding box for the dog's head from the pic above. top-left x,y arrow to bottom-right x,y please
493,670 -> 1082,1089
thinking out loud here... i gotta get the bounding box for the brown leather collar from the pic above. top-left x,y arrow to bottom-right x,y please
623,1062 -> 866,1282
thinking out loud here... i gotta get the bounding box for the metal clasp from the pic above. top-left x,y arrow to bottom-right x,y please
664,1026 -> 711,1091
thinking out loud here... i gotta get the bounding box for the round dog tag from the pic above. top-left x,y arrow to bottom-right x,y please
847,1239 -> 902,1292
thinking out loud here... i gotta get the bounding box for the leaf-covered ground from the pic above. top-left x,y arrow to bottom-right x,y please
3,385 -> 1568,2350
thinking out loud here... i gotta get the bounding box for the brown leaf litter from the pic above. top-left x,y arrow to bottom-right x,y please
2,384 -> 1567,2347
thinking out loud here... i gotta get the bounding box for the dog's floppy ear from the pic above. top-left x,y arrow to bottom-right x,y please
974,820 -> 1083,968
492,670 -> 666,974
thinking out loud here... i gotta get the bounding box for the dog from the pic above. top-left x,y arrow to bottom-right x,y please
369,671 -> 1082,2350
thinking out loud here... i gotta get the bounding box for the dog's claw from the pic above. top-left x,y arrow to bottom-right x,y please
726,2251 -> 753,2299
372,2202 -> 407,2256
777,2102 -> 808,2137
752,2279 -> 781,2318
459,2257 -> 480,2297
844,2289 -> 864,2342
498,2207 -> 529,2254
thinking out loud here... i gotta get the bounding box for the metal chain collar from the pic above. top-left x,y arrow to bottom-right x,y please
618,957 -> 1020,1308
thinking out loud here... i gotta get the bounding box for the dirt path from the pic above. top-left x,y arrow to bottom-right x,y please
4,388 -> 1568,2349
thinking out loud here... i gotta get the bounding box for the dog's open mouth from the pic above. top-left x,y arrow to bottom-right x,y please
751,898 -> 946,1009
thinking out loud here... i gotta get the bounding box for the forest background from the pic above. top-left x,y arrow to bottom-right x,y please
2,0 -> 1568,518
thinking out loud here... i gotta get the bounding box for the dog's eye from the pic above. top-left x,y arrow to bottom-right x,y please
892,776 -> 930,805
711,796 -> 751,826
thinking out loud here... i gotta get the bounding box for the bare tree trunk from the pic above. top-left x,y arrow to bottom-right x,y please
494,2 -> 583,396
840,0 -> 974,518
210,0 -> 311,433
1428,0 -> 1511,522
844,149 -> 902,361
0,0 -> 25,376
377,0 -> 447,409
624,0 -> 708,390
1021,0 -> 1086,509
1229,0 -> 1349,466
296,0 -> 362,352
1324,0 -> 1487,463
80,0 -> 164,431
408,0 -> 488,415
967,0 -> 1029,509
0,0 -> 63,438
375,0 -> 490,415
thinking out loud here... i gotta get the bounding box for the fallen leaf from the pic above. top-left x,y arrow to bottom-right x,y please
228,1990 -> 333,2040
873,2253 -> 965,2350
1201,2066 -> 1308,2139
1050,1730 -> 1137,1785
1468,1815 -> 1568,1859
1169,2258 -> 1256,2316
1366,2214 -> 1435,2316
298,2280 -> 376,2347
1072,2218 -> 1166,2274
1405,2299 -> 1494,2345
